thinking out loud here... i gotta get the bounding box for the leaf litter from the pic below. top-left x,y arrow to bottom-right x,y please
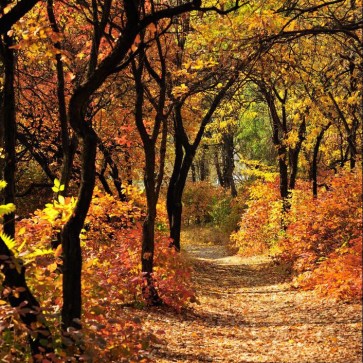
130,239 -> 362,363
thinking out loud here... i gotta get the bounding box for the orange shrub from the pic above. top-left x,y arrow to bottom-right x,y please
2,186 -> 194,361
231,170 -> 362,301
281,170 -> 362,300
230,178 -> 281,256
182,181 -> 224,225
296,237 -> 362,300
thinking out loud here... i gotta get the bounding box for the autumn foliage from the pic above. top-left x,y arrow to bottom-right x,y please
0,187 -> 194,361
232,170 -> 362,301
0,0 -> 362,360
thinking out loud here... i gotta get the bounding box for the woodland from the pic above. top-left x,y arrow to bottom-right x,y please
0,0 -> 362,362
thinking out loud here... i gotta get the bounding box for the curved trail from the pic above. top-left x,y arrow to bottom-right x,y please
137,241 -> 362,363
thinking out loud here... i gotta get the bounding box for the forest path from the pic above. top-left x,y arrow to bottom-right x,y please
136,237 -> 362,363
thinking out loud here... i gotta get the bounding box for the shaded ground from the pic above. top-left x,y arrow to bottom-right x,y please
132,238 -> 362,363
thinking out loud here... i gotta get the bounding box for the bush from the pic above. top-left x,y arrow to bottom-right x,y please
182,181 -> 223,226
282,170 -> 362,300
231,170 -> 362,301
1,185 -> 195,361
182,181 -> 245,234
230,178 -> 281,256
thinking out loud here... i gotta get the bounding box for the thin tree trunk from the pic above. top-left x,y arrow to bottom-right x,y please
288,118 -> 306,190
98,156 -> 113,195
47,0 -> 75,194
214,148 -> 224,187
98,140 -> 127,201
312,123 -> 331,198
222,132 -> 237,197
0,35 -> 16,237
125,150 -> 133,185
167,76 -> 237,250
168,148 -> 194,250
199,146 -> 209,181
61,127 -> 97,330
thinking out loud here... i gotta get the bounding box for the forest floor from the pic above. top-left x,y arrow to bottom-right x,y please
131,229 -> 362,363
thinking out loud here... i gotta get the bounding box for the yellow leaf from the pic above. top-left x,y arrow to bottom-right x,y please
48,262 -> 58,273
18,227 -> 26,236
54,244 -> 62,257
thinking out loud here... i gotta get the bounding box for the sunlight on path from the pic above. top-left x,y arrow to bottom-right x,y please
137,239 -> 362,363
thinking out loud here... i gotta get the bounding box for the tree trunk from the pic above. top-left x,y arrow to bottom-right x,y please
169,194 -> 183,251
199,146 -> 209,181
98,140 -> 127,201
125,150 -> 133,185
167,149 -> 194,251
61,110 -> 98,331
312,123 -> 331,198
214,148 -> 224,187
0,35 -> 16,237
167,76 -> 237,250
288,118 -> 306,190
259,83 -> 290,217
140,144 -> 163,304
222,132 -> 237,197
98,156 -> 113,195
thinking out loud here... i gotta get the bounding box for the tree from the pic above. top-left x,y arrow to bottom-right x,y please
130,31 -> 169,304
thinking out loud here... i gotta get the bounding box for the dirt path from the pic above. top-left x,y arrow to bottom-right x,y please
135,241 -> 362,363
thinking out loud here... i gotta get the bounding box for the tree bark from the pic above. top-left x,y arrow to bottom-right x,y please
141,149 -> 162,305
288,118 -> 306,190
61,127 -> 97,330
98,139 -> 127,201
222,132 -> 237,197
0,35 -> 16,237
312,123 -> 331,198
47,0 -> 76,194
260,84 -> 289,201
214,148 -> 224,186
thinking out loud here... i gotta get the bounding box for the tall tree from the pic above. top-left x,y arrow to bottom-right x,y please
130,31 -> 169,304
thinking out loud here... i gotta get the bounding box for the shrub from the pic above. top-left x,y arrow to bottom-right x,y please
230,178 -> 281,256
282,170 -> 362,300
231,170 -> 362,301
1,184 -> 195,361
182,181 -> 223,226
